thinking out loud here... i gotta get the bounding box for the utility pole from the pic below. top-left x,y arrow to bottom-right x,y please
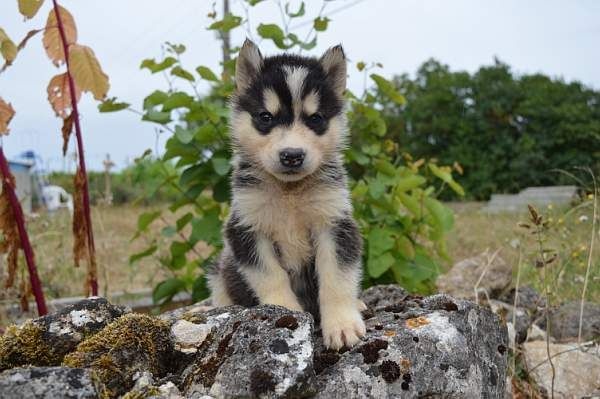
102,154 -> 115,205
221,0 -> 231,76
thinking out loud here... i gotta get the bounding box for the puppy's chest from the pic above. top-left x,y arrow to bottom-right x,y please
235,187 -> 347,268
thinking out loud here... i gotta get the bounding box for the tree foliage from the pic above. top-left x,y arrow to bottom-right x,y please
384,59 -> 600,200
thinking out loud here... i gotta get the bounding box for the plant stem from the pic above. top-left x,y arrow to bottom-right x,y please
0,147 -> 47,315
51,0 -> 97,296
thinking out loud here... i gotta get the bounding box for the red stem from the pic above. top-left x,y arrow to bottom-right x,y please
51,0 -> 97,296
0,147 -> 47,315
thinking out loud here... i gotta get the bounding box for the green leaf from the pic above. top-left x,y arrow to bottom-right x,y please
190,211 -> 222,245
175,126 -> 194,144
313,17 -> 330,31
213,177 -> 231,202
163,92 -> 193,111
166,42 -> 186,55
196,66 -> 219,82
129,244 -> 157,264
424,197 -> 454,232
171,66 -> 195,82
373,159 -> 396,176
257,24 -> 289,49
153,278 -> 186,304
286,2 -> 305,17
142,110 -> 171,124
368,228 -> 395,256
143,90 -> 168,110
176,212 -> 194,231
394,175 -> 426,192
208,14 -> 242,32
211,157 -> 231,176
140,57 -> 177,73
98,97 -> 130,113
428,164 -> 465,196
370,73 -> 405,105
137,210 -> 161,231
368,177 -> 386,199
192,275 -> 210,302
368,252 -> 395,278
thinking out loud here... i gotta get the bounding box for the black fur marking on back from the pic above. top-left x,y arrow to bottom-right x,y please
233,53 -> 344,136
290,256 -> 320,321
225,212 -> 259,267
332,216 -> 362,266
218,254 -> 259,307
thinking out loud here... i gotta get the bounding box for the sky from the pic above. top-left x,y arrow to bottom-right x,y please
0,0 -> 599,171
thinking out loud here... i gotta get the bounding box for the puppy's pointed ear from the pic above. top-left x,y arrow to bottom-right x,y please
235,39 -> 263,91
319,44 -> 347,96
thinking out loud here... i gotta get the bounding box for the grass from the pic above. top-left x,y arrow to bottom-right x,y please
0,199 -> 597,327
447,200 -> 599,304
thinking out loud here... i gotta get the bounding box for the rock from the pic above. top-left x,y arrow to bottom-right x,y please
171,320 -> 212,354
486,300 -> 530,347
523,340 -> 600,398
313,293 -> 508,398
0,367 -> 100,399
181,305 -> 316,398
0,297 -> 128,371
0,286 -> 509,398
499,286 -> 545,314
537,301 -> 600,341
360,284 -> 409,309
526,324 -> 548,342
436,250 -> 512,301
63,313 -> 173,398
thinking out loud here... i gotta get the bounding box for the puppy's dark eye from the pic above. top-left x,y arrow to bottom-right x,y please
309,113 -> 324,125
258,111 -> 273,124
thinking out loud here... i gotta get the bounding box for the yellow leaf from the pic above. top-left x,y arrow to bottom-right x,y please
0,28 -> 17,63
18,0 -> 45,19
0,97 -> 16,135
69,44 -> 109,100
42,5 -> 77,66
47,72 -> 81,118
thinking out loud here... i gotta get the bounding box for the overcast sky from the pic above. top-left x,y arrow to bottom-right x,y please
1,0 -> 599,171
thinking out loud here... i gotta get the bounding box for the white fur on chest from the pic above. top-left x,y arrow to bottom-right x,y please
233,184 -> 350,269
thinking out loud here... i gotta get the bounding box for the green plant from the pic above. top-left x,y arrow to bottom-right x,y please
104,0 -> 462,305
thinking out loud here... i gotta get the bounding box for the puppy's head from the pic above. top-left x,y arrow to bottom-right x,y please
230,39 -> 347,182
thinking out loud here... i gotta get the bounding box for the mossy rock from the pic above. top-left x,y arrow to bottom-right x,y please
0,297 -> 128,372
63,313 -> 173,398
0,321 -> 58,371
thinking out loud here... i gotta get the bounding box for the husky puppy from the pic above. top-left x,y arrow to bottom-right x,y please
208,39 -> 366,349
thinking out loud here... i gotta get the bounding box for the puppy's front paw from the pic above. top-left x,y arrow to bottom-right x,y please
321,306 -> 366,350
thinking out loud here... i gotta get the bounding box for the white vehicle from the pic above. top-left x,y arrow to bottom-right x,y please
42,185 -> 73,213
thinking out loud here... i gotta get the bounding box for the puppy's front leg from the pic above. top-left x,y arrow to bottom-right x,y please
315,219 -> 366,349
240,236 -> 303,311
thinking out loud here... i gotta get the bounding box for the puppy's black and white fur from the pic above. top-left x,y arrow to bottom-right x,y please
208,40 -> 366,349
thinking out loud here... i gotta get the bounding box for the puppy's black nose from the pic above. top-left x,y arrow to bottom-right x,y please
279,148 -> 305,168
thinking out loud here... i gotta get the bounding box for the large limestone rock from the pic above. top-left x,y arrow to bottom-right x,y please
0,367 -> 100,399
0,285 -> 508,398
436,250 -> 512,301
523,341 -> 600,398
0,297 -> 129,371
315,291 -> 508,398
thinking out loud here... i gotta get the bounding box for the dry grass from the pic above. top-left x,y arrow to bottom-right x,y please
447,201 -> 600,303
1,205 -> 168,305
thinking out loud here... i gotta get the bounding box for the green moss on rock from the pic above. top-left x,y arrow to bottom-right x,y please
63,313 -> 172,398
0,321 -> 59,371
